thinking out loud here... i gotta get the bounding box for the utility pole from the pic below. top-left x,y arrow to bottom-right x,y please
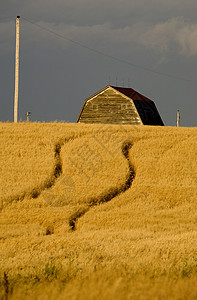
26,112 -> 31,122
177,110 -> 180,127
14,16 -> 20,123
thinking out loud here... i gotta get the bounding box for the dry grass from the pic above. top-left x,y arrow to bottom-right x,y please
0,122 -> 196,299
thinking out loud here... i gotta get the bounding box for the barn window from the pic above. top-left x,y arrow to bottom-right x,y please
93,104 -> 98,111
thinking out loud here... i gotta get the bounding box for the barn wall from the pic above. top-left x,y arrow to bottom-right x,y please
78,88 -> 142,125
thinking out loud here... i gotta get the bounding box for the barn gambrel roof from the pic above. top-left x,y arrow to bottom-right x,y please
77,85 -> 164,125
111,86 -> 153,102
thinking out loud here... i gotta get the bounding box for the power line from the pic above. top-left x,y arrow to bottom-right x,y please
21,16 -> 196,84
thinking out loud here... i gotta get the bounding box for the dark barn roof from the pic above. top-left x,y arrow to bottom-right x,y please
77,85 -> 164,126
111,86 -> 153,102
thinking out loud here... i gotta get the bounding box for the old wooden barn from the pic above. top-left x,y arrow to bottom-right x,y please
77,85 -> 164,125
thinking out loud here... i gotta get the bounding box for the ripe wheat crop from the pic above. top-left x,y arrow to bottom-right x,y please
0,122 -> 196,300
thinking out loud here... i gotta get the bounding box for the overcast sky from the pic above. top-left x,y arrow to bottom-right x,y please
0,0 -> 197,126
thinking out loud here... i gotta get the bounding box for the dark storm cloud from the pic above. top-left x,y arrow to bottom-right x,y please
1,0 -> 197,25
0,0 -> 197,125
2,0 -> 197,56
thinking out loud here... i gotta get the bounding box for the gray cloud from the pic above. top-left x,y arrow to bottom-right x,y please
1,0 -> 197,25
13,17 -> 197,57
138,18 -> 197,56
0,0 -> 197,126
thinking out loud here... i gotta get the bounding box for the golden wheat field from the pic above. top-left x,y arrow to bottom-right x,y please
0,122 -> 197,300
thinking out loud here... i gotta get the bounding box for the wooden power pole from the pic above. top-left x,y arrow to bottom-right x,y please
26,112 -> 31,122
177,110 -> 180,127
14,16 -> 20,123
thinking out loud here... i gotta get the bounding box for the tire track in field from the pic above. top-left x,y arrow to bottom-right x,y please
68,141 -> 135,231
1,138 -> 71,210
1,136 -> 135,234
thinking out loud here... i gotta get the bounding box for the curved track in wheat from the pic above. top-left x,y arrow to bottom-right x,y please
68,141 -> 135,231
2,136 -> 135,233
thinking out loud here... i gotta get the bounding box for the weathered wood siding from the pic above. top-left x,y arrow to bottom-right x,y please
78,88 -> 142,125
